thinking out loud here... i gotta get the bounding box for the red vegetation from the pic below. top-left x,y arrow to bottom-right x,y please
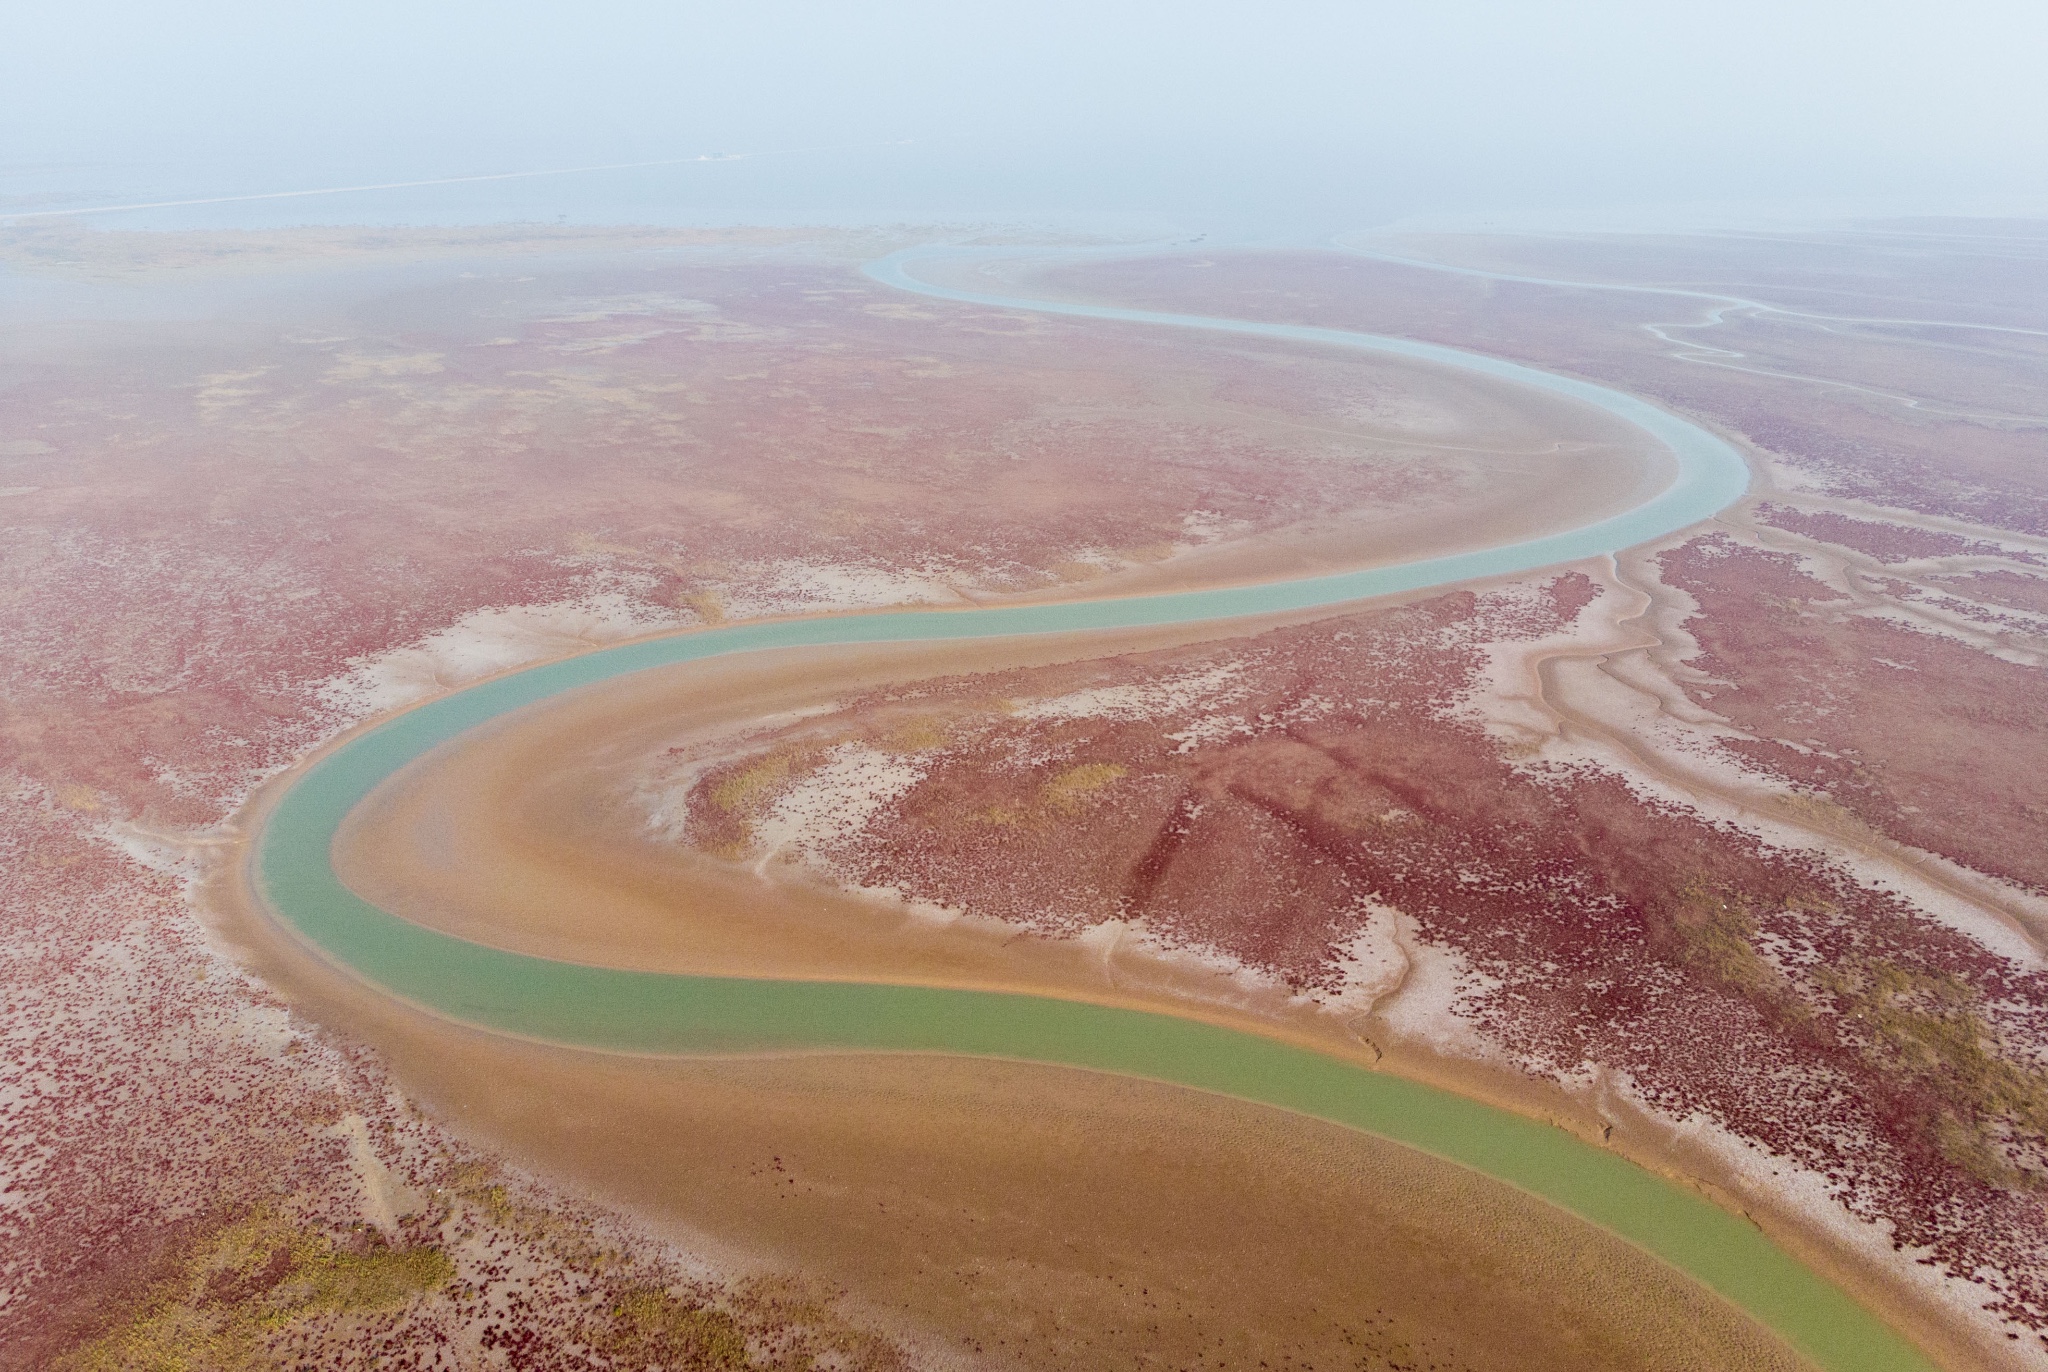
696,574 -> 2048,1336
1755,503 -> 2039,564
1927,570 -> 2048,618
1661,535 -> 2048,895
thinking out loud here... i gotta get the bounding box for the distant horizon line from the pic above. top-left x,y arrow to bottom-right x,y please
0,141 -> 914,222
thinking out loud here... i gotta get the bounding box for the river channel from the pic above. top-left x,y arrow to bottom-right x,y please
254,246 -> 1932,1371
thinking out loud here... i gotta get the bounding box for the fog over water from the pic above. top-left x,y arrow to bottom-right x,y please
6,0 -> 2047,233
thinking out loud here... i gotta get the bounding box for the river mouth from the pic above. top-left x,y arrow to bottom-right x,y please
238,244 -> 1936,1369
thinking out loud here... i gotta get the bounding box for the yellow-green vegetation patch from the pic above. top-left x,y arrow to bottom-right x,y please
445,1162 -> 608,1258
693,744 -> 827,859
710,754 -> 794,813
1777,790 -> 1878,839
62,1300 -> 256,1372
278,1244 -> 454,1318
469,1180 -> 517,1228
1666,882 -> 1787,1003
1040,762 -> 1126,814
59,1209 -> 452,1371
683,589 -> 728,624
1824,960 -> 2048,1187
595,1287 -> 754,1369
726,1274 -> 911,1371
971,762 -> 1127,828
881,714 -> 950,752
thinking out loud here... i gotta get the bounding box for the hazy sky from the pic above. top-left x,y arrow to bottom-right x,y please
8,0 -> 2047,226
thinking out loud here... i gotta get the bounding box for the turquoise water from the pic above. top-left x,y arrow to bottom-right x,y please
255,249 -> 1933,1370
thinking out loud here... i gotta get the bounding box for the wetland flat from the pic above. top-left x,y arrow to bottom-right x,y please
15,221 -> 2047,1369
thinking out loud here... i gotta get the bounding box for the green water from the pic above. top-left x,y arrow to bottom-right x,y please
255,248 -> 1934,1371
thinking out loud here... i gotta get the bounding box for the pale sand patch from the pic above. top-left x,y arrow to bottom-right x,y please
1076,915 -> 1324,1018
321,350 -> 444,383
1375,908 -> 1508,1064
317,591 -> 694,717
537,292 -> 721,323
192,365 -> 274,414
747,741 -> 930,869
636,702 -> 844,846
1178,506 -> 1251,545
1320,901 -> 1412,1018
1454,558 -> 1631,747
714,559 -> 970,619
1009,657 -> 1251,723
333,1111 -> 416,1237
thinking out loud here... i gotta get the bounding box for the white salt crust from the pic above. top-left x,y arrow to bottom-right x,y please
318,590 -> 693,717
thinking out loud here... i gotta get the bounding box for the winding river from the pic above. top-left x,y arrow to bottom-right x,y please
255,246 -> 1933,1371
